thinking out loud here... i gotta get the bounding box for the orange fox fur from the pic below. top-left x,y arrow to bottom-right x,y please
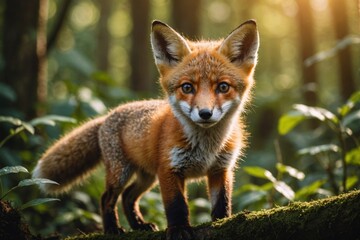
33,20 -> 259,240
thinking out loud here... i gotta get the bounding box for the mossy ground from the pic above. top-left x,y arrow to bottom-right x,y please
2,191 -> 359,240
0,200 -> 40,240
65,190 -> 360,240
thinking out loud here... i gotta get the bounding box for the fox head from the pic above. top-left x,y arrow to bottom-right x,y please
150,20 -> 259,128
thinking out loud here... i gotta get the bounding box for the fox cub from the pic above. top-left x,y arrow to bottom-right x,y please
33,20 -> 259,239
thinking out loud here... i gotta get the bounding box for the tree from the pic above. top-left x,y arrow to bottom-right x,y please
328,0 -> 356,100
129,0 -> 152,93
296,0 -> 317,106
2,0 -> 45,119
97,0 -> 113,72
171,0 -> 201,40
1,0 -> 73,119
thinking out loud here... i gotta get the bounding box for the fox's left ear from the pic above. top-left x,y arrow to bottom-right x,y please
219,20 -> 259,73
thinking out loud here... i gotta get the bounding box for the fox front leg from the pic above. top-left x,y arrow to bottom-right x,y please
158,168 -> 195,240
207,169 -> 233,220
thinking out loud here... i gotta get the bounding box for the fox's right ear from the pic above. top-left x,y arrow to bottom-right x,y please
150,20 -> 191,75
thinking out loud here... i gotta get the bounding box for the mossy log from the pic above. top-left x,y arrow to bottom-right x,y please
67,190 -> 360,240
0,200 -> 40,240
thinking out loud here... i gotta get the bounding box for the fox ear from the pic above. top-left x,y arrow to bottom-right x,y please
219,20 -> 259,72
151,20 -> 191,75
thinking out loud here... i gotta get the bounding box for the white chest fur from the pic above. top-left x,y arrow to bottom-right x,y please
170,146 -> 236,178
169,125 -> 239,178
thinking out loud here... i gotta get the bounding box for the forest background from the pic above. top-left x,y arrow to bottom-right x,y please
0,0 -> 359,238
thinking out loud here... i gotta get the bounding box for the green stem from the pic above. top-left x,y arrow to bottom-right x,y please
0,126 -> 25,148
324,153 -> 339,195
0,186 -> 19,200
0,179 -> 3,197
338,124 -> 347,192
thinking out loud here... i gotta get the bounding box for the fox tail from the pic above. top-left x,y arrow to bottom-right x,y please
32,117 -> 105,194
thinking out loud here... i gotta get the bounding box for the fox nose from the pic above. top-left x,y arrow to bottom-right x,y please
199,108 -> 213,120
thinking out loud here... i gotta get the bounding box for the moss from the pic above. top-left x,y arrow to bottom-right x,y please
0,200 -> 41,240
67,190 -> 360,240
65,231 -> 164,240
205,190 -> 360,240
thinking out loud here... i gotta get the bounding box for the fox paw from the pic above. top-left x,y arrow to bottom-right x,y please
166,225 -> 195,240
135,222 -> 159,232
104,226 -> 126,235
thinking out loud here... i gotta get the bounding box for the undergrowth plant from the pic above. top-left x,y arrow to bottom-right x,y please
0,114 -> 76,210
0,115 -> 76,148
236,91 -> 360,209
0,166 -> 59,210
278,91 -> 360,193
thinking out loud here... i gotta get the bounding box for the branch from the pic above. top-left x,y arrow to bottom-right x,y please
66,190 -> 360,240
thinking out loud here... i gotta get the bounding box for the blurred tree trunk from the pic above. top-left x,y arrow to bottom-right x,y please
328,0 -> 356,100
171,0 -> 201,40
129,0 -> 152,93
2,0 -> 47,119
97,0 -> 113,72
47,0 -> 73,53
296,0 -> 317,106
37,0 -> 49,110
1,0 -> 72,118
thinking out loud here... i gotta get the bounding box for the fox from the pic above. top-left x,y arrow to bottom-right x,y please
32,20 -> 259,240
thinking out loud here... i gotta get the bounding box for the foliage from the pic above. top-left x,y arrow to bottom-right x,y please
234,91 -> 360,210
0,112 -> 80,235
0,114 -> 72,211
278,91 -> 360,193
0,115 -> 76,148
0,166 -> 59,210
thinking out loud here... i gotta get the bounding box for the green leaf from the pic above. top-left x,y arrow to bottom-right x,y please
234,182 -> 273,195
348,91 -> 360,103
339,91 -> 360,116
342,110 -> 360,127
30,115 -> 76,126
0,166 -> 28,177
19,198 -> 60,211
294,104 -> 338,124
295,180 -> 326,200
253,168 -> 295,201
346,147 -> 360,165
17,178 -> 59,187
298,144 -> 339,156
0,116 -> 34,134
278,111 -> 306,135
243,166 -> 269,179
0,116 -> 22,126
0,83 -> 16,102
346,176 -> 358,190
276,163 -> 305,180
273,180 -> 295,201
21,122 -> 35,134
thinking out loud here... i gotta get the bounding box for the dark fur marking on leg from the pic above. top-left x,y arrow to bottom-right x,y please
122,184 -> 158,231
211,187 -> 231,221
101,188 -> 125,234
165,193 -> 190,227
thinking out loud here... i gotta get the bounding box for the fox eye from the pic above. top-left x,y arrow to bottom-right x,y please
217,82 -> 230,93
181,83 -> 194,94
